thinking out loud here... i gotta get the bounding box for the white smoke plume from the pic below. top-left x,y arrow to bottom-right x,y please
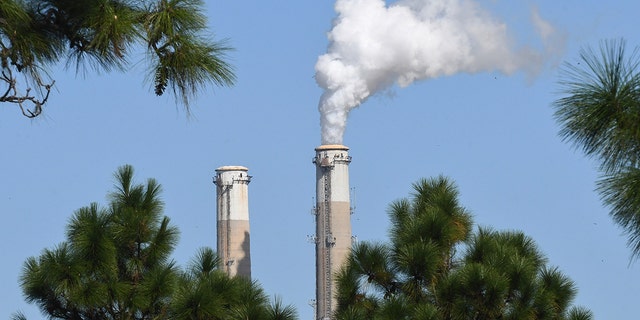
315,0 -> 562,145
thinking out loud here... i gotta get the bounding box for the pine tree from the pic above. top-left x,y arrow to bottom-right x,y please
554,39 -> 640,258
334,176 -> 592,320
15,165 -> 296,320
0,0 -> 235,118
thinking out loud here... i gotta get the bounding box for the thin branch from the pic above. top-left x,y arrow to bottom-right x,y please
0,66 -> 54,118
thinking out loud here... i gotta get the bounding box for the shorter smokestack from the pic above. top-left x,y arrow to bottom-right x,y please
214,166 -> 252,278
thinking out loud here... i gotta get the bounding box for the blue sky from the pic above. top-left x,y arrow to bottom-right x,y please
2,0 -> 639,319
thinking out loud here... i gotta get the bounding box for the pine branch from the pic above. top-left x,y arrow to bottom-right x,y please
0,66 -> 53,118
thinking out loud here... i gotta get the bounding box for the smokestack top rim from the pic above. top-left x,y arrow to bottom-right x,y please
216,165 -> 249,172
315,144 -> 349,151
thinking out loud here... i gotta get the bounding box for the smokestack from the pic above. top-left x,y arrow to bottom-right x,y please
313,145 -> 352,320
214,166 -> 252,278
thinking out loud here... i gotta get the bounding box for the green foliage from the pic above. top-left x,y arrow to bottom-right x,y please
554,39 -> 640,173
17,165 -> 296,320
143,0 -> 235,105
335,176 -> 591,320
598,167 -> 640,256
554,39 -> 640,258
0,0 -> 235,117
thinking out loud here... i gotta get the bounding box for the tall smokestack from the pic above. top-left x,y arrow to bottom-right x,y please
214,166 -> 252,278
313,145 -> 352,320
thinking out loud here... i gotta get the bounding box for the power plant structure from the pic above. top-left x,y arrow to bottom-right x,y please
214,166 -> 252,279
212,147 -> 353,319
313,145 -> 352,320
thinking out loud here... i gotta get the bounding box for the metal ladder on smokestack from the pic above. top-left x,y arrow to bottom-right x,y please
322,165 -> 333,319
224,184 -> 232,272
216,180 -> 234,275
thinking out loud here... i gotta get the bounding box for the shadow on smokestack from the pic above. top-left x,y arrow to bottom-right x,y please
237,230 -> 252,279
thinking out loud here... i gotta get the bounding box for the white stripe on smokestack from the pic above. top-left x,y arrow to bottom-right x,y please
313,145 -> 352,320
214,166 -> 251,279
